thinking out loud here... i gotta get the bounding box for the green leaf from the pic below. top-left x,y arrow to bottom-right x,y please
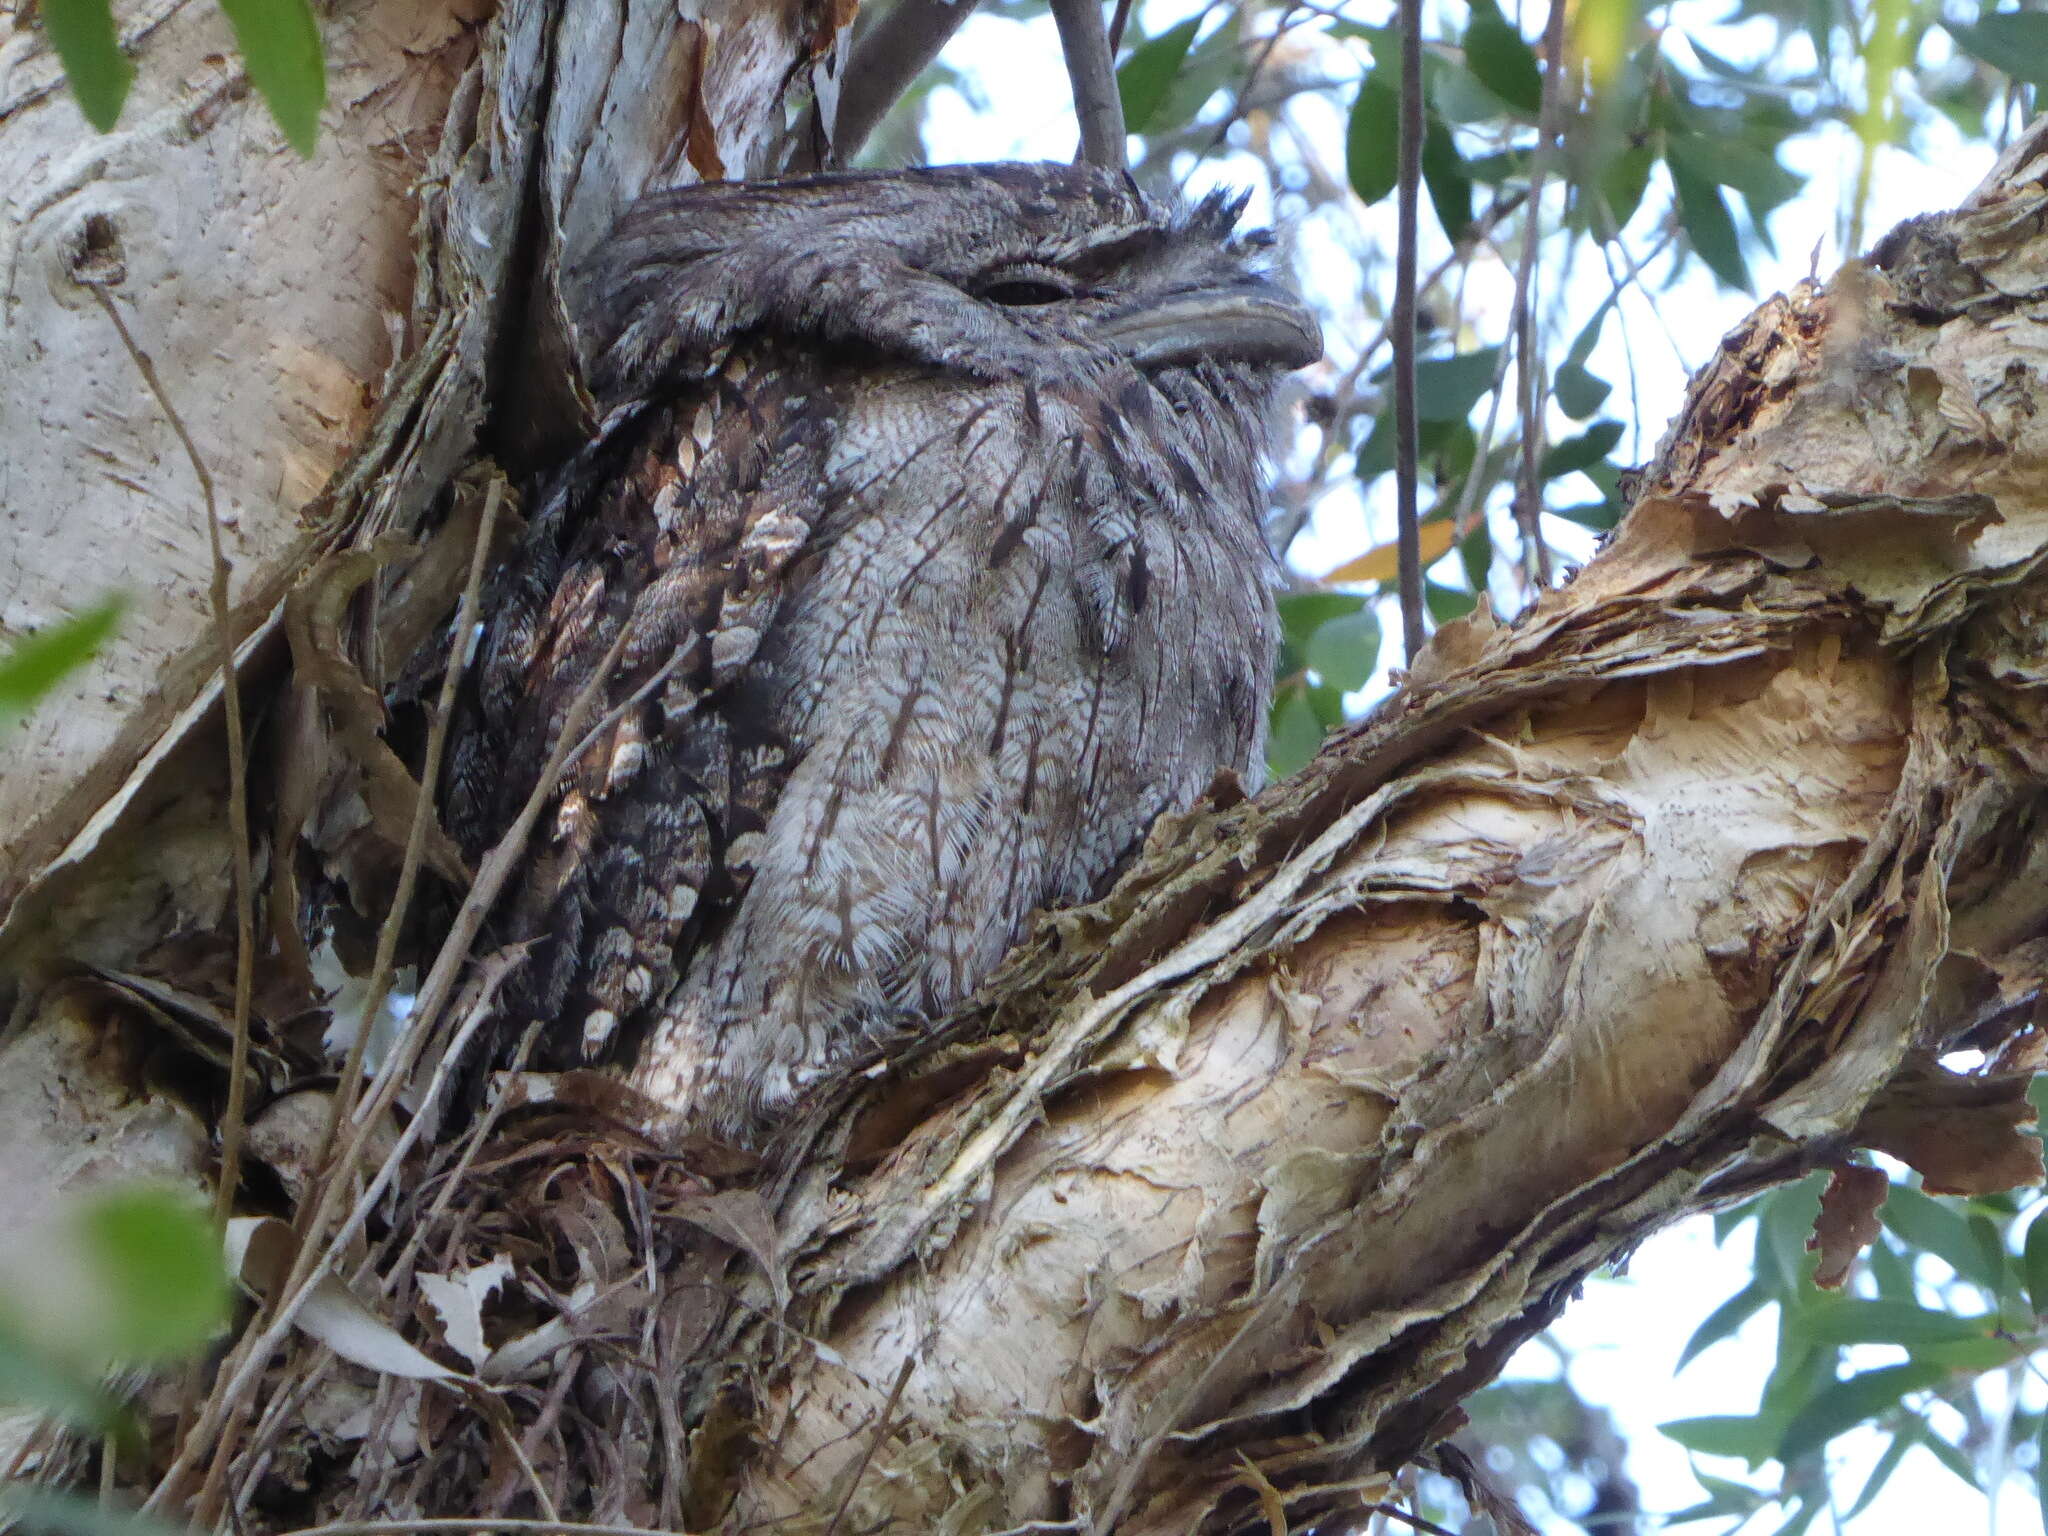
1430,58 -> 1519,124
1563,297 -> 1614,371
1908,1419 -> 1980,1489
0,1321 -> 124,1431
1678,1283 -> 1770,1371
1865,1232 -> 1915,1299
1754,1177 -> 1825,1298
1266,686 -> 1324,780
1552,499 -> 1621,532
1424,581 -> 1476,623
39,0 -> 133,131
1462,0 -> 1542,115
1901,1335 -> 2020,1371
1713,1196 -> 1762,1244
1969,1210 -> 2014,1297
1597,141 -> 1656,235
1659,1414 -> 1778,1463
216,0 -> 326,156
1304,681 -> 1347,730
1663,1473 -> 1767,1524
1347,73 -> 1400,205
2038,1410 -> 2048,1534
1541,420 -> 1625,479
1414,347 -> 1503,421
1845,1432 -> 1913,1521
1947,12 -> 2048,91
1777,1361 -> 1949,1463
2023,1207 -> 2048,1315
1279,591 -> 1369,651
1305,607 -> 1382,692
1553,362 -> 1611,420
1795,1299 -> 1991,1348
1882,1185 -> 2006,1290
1763,1499 -> 1820,1536
1668,152 -> 1751,292
0,1484 -> 187,1536
1280,592 -> 1367,677
0,597 -> 124,718
1117,16 -> 1201,135
1461,146 -> 1530,184
1421,114 -> 1473,240
1458,521 -> 1491,594
75,1186 -> 229,1363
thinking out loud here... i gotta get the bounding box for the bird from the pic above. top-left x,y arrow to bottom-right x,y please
443,161 -> 1321,1141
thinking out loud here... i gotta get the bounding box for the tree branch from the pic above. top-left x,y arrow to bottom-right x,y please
1052,0 -> 1128,170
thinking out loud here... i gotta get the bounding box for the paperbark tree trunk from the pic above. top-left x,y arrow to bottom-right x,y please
5,4 -> 2047,1533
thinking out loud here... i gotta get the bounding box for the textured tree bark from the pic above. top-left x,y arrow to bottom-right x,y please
641,123 -> 2048,1531
4,4 -> 2048,1534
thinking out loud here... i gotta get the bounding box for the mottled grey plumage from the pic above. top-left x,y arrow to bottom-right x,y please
448,162 -> 1318,1138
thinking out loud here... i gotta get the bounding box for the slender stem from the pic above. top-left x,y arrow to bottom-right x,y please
318,478 -> 504,1169
87,287 -> 256,1233
1051,0 -> 1128,169
1392,0 -> 1426,663
1509,0 -> 1570,591
793,0 -> 983,171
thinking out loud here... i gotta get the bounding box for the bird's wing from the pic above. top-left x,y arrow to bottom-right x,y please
446,347 -> 832,1064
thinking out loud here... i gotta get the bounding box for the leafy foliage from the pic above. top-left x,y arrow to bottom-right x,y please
1657,1164 -> 2048,1531
38,0 -> 325,153
0,597 -> 124,724
0,1185 -> 228,1536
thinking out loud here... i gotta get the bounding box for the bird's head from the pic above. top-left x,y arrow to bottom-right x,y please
584,161 -> 1321,402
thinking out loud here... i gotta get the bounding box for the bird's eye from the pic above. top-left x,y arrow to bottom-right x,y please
979,268 -> 1075,306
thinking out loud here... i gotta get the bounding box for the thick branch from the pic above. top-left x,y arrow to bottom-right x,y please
714,120 -> 2048,1532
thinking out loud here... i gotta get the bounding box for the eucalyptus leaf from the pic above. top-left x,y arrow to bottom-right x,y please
1660,1413 -> 1778,1463
1305,607 -> 1382,692
1678,1283 -> 1770,1371
39,0 -> 133,132
1117,16 -> 1201,134
1947,12 -> 2048,91
1413,348 -> 1503,421
1777,1362 -> 1949,1463
1541,420 -> 1625,479
76,1186 -> 230,1363
0,597 -> 124,718
1266,686 -> 1324,780
216,0 -> 326,155
1422,114 -> 1473,239
1668,152 -> 1751,291
1347,74 -> 1400,205
1461,0 -> 1542,115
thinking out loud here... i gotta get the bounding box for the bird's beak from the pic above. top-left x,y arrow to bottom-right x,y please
1095,277 -> 1322,372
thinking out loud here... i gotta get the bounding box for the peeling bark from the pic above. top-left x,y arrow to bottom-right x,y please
716,125 -> 2048,1532
4,3 -> 2048,1532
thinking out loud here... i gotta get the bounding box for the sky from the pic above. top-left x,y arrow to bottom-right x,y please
914,5 -> 2032,1531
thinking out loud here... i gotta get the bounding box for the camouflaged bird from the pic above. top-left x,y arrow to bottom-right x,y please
446,162 -> 1320,1139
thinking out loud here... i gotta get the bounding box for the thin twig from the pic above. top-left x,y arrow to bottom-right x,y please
1051,0 -> 1128,169
792,0 -> 984,171
1367,1501 -> 1462,1536
1186,2 -> 1306,178
1391,0 -> 1426,663
175,961 -> 515,1524
821,1352 -> 918,1536
1105,0 -> 1135,53
86,286 -> 256,1232
318,478 -> 505,1168
272,1520 -> 693,1536
1508,0 -> 1571,591
1277,188 -> 1528,563
154,626 -> 633,1520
